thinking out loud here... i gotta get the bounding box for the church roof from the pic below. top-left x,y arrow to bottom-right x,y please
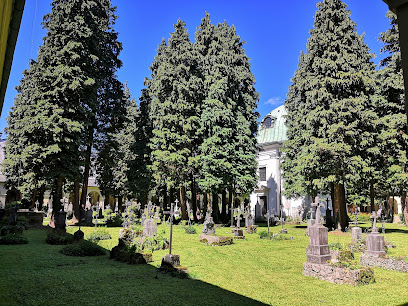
256,104 -> 287,145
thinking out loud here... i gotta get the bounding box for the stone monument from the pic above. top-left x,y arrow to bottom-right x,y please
364,211 -> 386,257
202,209 -> 215,235
305,202 -> 331,264
232,207 -> 245,239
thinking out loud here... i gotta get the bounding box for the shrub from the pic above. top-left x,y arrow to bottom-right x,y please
338,250 -> 354,262
106,214 -> 123,227
329,242 -> 343,250
1,224 -> 24,236
357,267 -> 375,285
110,240 -> 148,264
59,240 -> 106,257
87,228 -> 112,242
0,234 -> 28,245
184,226 -> 197,234
259,231 -> 270,239
46,231 -> 74,245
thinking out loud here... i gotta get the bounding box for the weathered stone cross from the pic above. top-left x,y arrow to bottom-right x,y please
234,207 -> 242,229
265,209 -> 274,235
164,201 -> 180,255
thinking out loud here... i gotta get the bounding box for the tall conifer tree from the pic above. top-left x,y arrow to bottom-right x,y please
282,0 -> 377,230
4,0 -> 124,220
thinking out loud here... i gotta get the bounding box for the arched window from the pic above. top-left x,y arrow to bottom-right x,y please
262,116 -> 276,129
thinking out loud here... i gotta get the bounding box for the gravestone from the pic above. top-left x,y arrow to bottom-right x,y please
306,208 -> 332,264
85,209 -> 93,226
365,211 -> 386,257
143,218 -> 157,237
161,201 -> 186,272
9,205 -> 18,225
74,227 -> 84,241
233,207 -> 245,239
54,211 -> 67,230
265,209 -> 274,235
202,210 -> 215,235
352,227 -> 362,243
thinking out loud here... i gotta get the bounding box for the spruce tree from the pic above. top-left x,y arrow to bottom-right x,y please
148,19 -> 201,219
282,0 -> 377,230
4,0 -> 123,220
195,14 -> 259,222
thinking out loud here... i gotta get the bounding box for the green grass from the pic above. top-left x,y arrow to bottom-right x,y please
1,222 -> 408,305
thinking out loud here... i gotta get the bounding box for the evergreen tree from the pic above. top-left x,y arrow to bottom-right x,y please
195,14 -> 259,222
376,11 -> 408,225
4,0 -> 123,221
148,19 -> 201,219
282,0 -> 377,230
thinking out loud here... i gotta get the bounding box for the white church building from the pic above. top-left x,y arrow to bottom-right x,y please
249,105 -> 315,219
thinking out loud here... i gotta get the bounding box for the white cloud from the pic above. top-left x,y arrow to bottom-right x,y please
265,97 -> 283,106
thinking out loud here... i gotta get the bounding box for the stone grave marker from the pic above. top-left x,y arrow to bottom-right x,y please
85,208 -> 93,226
305,203 -> 332,264
161,201 -> 186,271
202,207 -> 215,235
265,209 -> 274,235
364,211 -> 386,257
232,207 -> 245,239
34,200 -> 40,212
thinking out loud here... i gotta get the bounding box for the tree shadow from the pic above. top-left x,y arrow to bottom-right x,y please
14,227 -> 268,306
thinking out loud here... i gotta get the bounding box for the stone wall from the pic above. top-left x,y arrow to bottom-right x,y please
361,255 -> 408,273
303,262 -> 374,285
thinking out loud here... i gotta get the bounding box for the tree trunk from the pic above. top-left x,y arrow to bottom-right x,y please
212,192 -> 219,223
180,186 -> 187,220
333,183 -> 347,231
38,185 -> 45,211
221,190 -> 227,222
190,179 -> 198,222
80,131 -> 93,209
31,189 -> 37,209
370,179 -> 375,212
72,179 -> 80,224
118,196 -> 123,212
50,175 -> 64,228
401,191 -> 408,226
229,187 -> 234,226
203,193 -> 208,221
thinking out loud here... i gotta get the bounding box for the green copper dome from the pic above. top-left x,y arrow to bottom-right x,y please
256,105 -> 287,145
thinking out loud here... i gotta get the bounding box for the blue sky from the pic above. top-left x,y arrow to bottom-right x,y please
1,0 -> 390,135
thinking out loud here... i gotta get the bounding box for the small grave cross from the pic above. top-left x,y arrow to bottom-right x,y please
264,209 -> 274,235
86,195 -> 91,205
34,200 -> 40,212
371,211 -> 379,233
164,202 -> 180,255
234,207 -> 242,229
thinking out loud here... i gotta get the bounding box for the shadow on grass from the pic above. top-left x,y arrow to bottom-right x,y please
1,227 -> 268,306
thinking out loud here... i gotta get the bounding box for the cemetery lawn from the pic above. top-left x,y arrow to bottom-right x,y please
1,223 -> 408,306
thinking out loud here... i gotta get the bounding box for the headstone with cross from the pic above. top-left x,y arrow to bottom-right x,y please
163,201 -> 180,255
34,200 -> 40,212
202,203 -> 215,235
364,209 -> 386,257
160,201 -> 186,271
264,209 -> 274,235
232,207 -> 245,239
